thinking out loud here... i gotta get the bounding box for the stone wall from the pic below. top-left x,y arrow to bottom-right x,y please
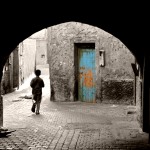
101,80 -> 134,104
1,38 -> 36,94
13,47 -> 19,88
100,37 -> 135,104
47,22 -> 135,103
1,53 -> 14,94
136,68 -> 143,127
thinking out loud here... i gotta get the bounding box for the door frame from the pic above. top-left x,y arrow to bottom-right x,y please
75,43 -> 96,102
70,37 -> 100,102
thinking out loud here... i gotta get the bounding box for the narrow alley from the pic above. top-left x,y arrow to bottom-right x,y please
0,67 -> 149,150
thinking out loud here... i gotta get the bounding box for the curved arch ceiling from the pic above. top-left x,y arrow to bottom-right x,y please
0,2 -> 148,68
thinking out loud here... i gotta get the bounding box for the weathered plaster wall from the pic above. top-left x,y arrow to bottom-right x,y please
30,29 -> 47,39
30,28 -> 48,66
18,38 -> 36,85
47,22 -> 135,103
36,40 -> 47,65
100,37 -> 135,104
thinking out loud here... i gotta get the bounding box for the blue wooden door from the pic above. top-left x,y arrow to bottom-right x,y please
78,48 -> 96,102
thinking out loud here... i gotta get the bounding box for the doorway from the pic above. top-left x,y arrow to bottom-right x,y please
75,43 -> 96,102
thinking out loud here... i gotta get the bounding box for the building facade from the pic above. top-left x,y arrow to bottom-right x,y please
47,22 -> 135,104
30,28 -> 48,66
18,38 -> 36,86
1,38 -> 37,94
1,49 -> 17,94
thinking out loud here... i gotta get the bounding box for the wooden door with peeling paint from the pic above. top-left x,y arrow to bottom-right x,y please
78,48 -> 96,102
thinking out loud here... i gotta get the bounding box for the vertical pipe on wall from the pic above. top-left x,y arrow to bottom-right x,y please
0,84 -> 3,127
99,50 -> 105,102
142,56 -> 150,142
0,66 -> 3,126
134,58 -> 136,105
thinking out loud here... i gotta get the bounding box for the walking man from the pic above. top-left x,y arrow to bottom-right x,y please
30,69 -> 44,115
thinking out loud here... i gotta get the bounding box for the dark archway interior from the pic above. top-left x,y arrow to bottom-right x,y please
1,3 -> 148,68
0,2 -> 149,133
1,3 -> 148,66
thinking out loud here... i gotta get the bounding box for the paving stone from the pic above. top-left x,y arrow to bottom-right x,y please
1,74 -> 150,149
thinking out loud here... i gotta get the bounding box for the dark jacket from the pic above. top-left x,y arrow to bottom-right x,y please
30,76 -> 44,95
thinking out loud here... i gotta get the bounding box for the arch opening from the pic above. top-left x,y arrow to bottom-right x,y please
0,21 -> 148,148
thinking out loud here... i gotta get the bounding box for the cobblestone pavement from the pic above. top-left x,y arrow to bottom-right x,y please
1,74 -> 150,149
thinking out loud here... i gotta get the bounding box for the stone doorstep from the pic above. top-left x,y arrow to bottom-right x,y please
0,127 -> 8,131
126,106 -> 137,115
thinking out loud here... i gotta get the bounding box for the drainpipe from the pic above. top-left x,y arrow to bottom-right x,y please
0,83 -> 3,127
0,65 -> 3,127
34,43 -> 37,72
131,58 -> 138,106
134,58 -> 136,106
142,56 -> 150,143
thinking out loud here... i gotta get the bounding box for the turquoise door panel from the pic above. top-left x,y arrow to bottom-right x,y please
78,48 -> 96,102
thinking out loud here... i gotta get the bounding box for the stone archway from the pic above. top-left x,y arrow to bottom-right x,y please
0,3 -> 149,134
